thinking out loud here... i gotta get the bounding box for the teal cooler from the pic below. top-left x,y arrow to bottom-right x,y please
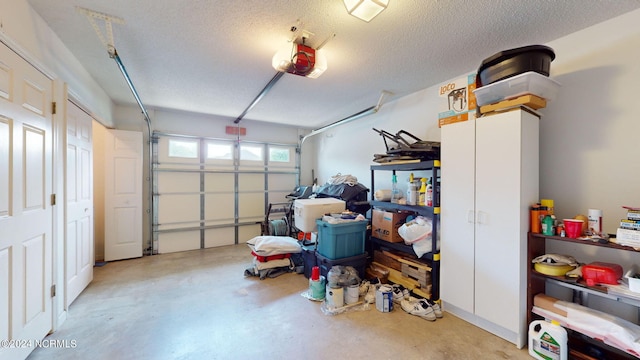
315,219 -> 367,260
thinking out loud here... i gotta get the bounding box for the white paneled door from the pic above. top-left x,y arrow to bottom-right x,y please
104,130 -> 142,261
0,42 -> 54,360
65,100 -> 93,306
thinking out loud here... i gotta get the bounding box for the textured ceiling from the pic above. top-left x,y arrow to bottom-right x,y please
26,0 -> 640,129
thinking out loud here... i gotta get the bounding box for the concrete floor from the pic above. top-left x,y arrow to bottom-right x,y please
28,244 -> 532,360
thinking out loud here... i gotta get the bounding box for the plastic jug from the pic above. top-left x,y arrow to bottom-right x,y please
528,320 -> 568,360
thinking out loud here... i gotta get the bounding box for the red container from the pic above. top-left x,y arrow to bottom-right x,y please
564,219 -> 583,238
582,262 -> 623,286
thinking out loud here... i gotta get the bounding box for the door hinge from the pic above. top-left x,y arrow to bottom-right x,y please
51,284 -> 56,297
50,194 -> 56,206
52,101 -> 57,115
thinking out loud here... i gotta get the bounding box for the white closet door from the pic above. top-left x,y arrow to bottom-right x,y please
104,130 -> 143,261
65,100 -> 93,306
440,120 -> 476,314
474,112 -> 522,332
474,110 -> 538,345
0,41 -> 53,360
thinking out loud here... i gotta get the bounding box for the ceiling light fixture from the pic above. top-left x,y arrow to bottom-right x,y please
272,41 -> 327,79
343,0 -> 389,22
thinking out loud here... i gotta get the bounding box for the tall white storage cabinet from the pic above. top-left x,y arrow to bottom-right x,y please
440,108 -> 539,348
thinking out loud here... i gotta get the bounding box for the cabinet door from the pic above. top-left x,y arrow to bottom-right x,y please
440,120 -> 476,313
474,110 -> 539,339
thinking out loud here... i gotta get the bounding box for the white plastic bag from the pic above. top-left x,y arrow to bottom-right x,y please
398,216 -> 432,244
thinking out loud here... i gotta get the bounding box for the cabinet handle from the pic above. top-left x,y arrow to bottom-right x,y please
477,211 -> 488,225
467,210 -> 474,223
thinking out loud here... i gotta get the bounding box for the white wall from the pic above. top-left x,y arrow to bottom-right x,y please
314,88 -> 444,191
542,10 -> 640,234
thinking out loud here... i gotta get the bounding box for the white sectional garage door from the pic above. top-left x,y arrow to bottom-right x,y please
153,132 -> 298,253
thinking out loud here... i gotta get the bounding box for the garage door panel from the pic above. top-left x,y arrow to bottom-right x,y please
157,221 -> 201,232
267,192 -> 289,205
204,227 -> 235,248
238,224 -> 261,244
238,173 -> 263,191
157,137 -> 200,165
204,193 -> 234,220
205,173 -> 234,192
158,231 -> 200,253
158,194 -> 200,224
238,193 -> 264,218
268,174 -> 296,192
157,172 -> 200,193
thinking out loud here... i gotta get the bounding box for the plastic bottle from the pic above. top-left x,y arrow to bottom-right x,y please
418,178 -> 427,206
542,214 -> 554,236
426,178 -> 433,207
528,320 -> 568,360
390,174 -> 401,203
406,173 -> 418,206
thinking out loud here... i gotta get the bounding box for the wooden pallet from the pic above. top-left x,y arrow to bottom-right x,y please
398,257 -> 431,287
412,286 -> 432,300
372,262 -> 420,290
373,250 -> 402,272
372,261 -> 434,299
400,262 -> 431,288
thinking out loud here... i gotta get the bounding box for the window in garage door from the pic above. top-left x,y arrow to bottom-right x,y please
153,133 -> 298,254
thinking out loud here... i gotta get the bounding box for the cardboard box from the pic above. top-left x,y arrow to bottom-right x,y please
371,209 -> 411,243
438,73 -> 477,127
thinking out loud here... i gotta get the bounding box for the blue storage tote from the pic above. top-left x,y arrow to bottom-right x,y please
315,219 -> 367,260
302,244 -> 318,279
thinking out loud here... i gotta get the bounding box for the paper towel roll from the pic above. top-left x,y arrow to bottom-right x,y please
374,189 -> 392,201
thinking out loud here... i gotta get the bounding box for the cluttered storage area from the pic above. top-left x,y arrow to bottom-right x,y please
244,44 -> 640,360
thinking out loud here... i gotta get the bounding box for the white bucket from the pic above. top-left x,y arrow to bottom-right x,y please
326,285 -> 344,308
528,320 -> 568,360
345,284 -> 359,304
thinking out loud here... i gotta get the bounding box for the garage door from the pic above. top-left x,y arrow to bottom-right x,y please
153,132 -> 298,253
